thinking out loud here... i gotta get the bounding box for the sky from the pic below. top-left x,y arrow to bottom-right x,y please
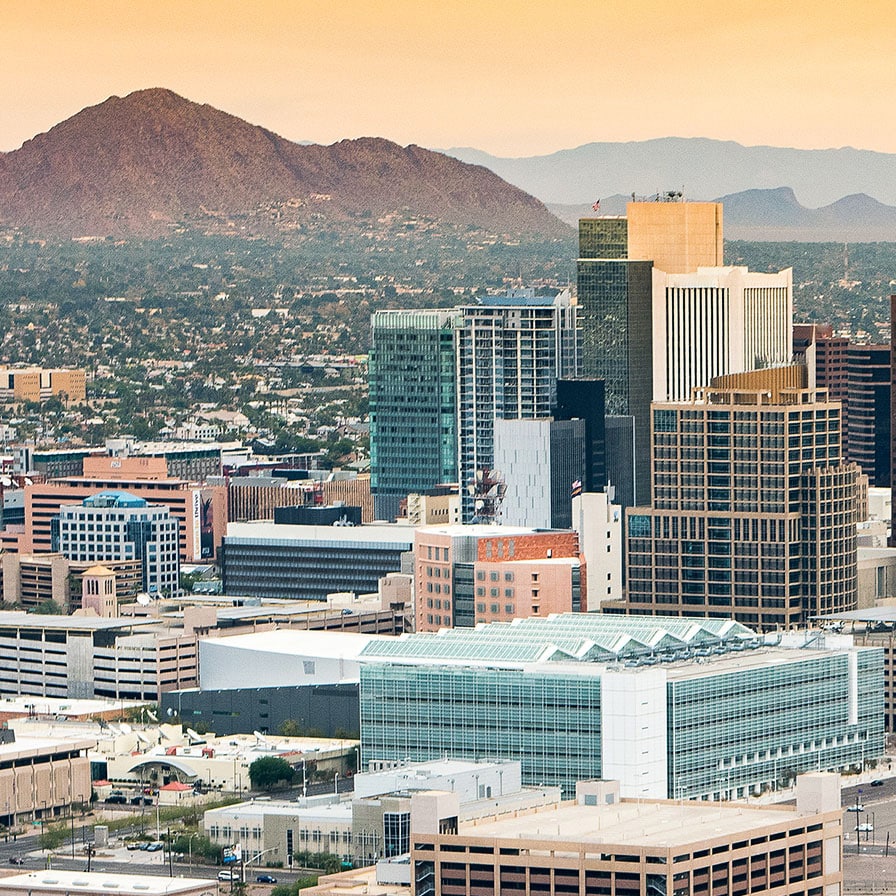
3,0 -> 896,158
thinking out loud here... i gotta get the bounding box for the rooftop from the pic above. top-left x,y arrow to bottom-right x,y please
460,798 -> 814,849
359,613 -> 758,669
81,490 -> 148,509
202,628 -> 390,660
225,522 -> 414,546
0,871 -> 211,895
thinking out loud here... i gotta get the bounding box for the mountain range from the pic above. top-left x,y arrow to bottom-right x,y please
445,138 -> 896,209
549,188 -> 896,242
2,92 -> 895,244
0,89 -> 568,241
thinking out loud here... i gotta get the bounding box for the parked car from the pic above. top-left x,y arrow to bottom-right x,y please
130,796 -> 154,806
8,857 -> 24,865
217,871 -> 240,882
145,842 -> 164,852
104,794 -> 127,805
871,779 -> 885,787
847,804 -> 865,812
857,823 -> 874,832
256,875 -> 277,884
126,842 -> 143,851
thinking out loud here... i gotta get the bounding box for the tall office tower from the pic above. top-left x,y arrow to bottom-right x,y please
369,309 -> 462,521
456,292 -> 578,522
624,367 -> 859,631
579,201 -> 734,505
845,343 -> 891,488
891,296 -> 896,548
555,378 -> 606,492
494,417 -> 586,529
793,323 -> 848,401
52,490 -> 181,597
653,266 -> 792,402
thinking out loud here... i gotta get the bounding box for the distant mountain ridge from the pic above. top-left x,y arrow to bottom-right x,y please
0,88 -> 569,240
445,138 -> 896,210
548,187 -> 896,242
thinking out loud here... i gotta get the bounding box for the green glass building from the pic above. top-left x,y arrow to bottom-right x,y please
369,309 -> 461,521
359,613 -> 883,801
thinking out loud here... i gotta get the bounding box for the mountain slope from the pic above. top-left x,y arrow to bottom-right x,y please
0,89 -> 569,240
445,138 -> 896,208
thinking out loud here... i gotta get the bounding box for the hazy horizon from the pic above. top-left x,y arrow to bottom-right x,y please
4,0 -> 894,157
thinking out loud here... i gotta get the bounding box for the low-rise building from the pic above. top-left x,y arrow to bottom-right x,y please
411,774 -> 842,896
0,872 -> 211,896
221,523 -> 413,601
413,525 -> 585,631
203,759 -> 557,868
0,730 -> 92,828
360,614 -> 884,800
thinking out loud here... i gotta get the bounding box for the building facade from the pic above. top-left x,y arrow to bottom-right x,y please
624,370 -> 859,629
413,526 -> 584,631
653,266 -> 792,402
0,367 -> 86,404
359,614 -> 883,801
411,774 -> 842,896
369,309 -> 461,522
494,418 -> 586,530
455,292 -> 579,522
221,523 -> 413,601
52,490 -> 181,597
845,343 -> 891,488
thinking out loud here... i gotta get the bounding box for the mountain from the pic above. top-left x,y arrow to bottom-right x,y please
547,188 -> 896,242
444,138 -> 896,209
0,89 -> 569,240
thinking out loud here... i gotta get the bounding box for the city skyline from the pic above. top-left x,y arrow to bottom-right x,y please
3,0 -> 895,157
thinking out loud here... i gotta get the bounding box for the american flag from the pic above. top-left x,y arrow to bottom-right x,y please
592,199 -> 601,212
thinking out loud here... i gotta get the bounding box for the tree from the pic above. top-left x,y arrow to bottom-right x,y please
248,756 -> 295,790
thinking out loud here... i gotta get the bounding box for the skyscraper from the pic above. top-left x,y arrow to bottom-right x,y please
370,292 -> 579,523
623,367 -> 859,630
369,309 -> 461,521
456,292 -> 578,522
845,343 -> 891,488
578,202 -> 723,504
577,201 -> 792,505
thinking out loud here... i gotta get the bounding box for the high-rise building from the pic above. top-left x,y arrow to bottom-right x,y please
456,292 -> 578,522
494,418 -> 585,529
369,292 -> 579,523
369,309 -> 461,522
890,296 -> 896,547
623,367 -> 859,630
52,490 -> 181,597
555,378 -> 607,491
845,343 -> 891,487
793,323 -> 848,402
577,201 -> 792,505
653,266 -> 792,402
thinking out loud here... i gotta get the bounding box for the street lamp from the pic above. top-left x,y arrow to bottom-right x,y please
187,832 -> 198,870
334,773 -> 339,797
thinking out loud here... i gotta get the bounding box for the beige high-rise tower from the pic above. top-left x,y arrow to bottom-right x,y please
626,201 -> 723,273
621,367 -> 859,630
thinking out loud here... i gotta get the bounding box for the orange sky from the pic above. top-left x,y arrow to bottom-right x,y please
3,0 -> 895,156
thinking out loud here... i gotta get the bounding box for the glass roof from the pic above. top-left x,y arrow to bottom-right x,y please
360,613 -> 757,667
